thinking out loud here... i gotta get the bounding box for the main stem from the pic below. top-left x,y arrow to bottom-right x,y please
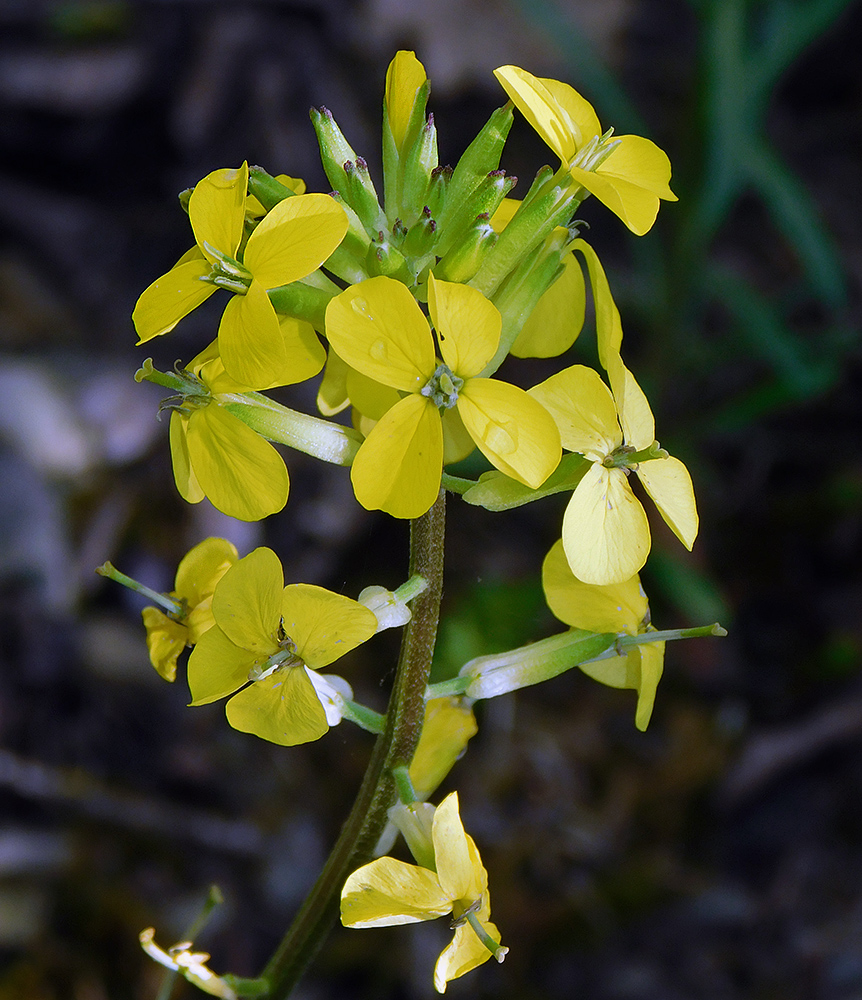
261,490 -> 446,999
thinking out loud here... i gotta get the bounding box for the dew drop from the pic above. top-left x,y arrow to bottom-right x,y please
370,339 -> 388,361
482,421 -> 517,456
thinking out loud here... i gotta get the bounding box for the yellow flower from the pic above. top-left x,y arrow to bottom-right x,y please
168,347 -> 291,522
187,547 -> 377,746
494,65 -> 677,235
132,162 -> 347,388
141,537 -> 238,681
530,359 -> 698,585
341,791 -> 506,992
542,540 -> 664,730
325,273 -> 561,518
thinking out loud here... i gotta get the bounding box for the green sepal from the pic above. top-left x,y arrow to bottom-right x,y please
267,281 -> 334,331
178,187 -> 193,215
224,396 -> 362,465
460,628 -> 618,700
460,452 -> 590,511
436,170 -> 516,259
366,234 -> 411,282
248,166 -> 296,211
221,975 -> 270,998
399,114 -> 438,228
434,215 -> 496,283
344,157 -> 387,237
423,165 -> 451,219
437,104 -> 513,236
469,169 -> 584,298
310,106 -> 360,196
400,207 -> 438,260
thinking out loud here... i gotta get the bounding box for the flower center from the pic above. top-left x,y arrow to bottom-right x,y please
571,126 -> 621,172
420,363 -> 464,410
247,626 -> 305,682
201,241 -> 253,294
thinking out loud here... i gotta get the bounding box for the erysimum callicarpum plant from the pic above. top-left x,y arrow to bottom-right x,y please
99,51 -> 724,998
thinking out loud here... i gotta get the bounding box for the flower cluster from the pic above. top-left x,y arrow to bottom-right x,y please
116,50 -> 717,997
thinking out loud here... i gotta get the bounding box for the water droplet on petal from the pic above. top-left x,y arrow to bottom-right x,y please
370,339 -> 388,361
350,297 -> 373,322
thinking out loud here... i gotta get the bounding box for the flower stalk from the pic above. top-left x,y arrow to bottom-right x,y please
260,490 -> 446,999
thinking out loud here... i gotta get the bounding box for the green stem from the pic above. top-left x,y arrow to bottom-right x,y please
95,561 -> 183,617
260,490 -> 446,999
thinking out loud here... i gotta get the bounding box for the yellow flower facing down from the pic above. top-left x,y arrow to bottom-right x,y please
342,791 -> 506,992
132,162 -> 347,388
187,547 -> 377,746
167,347 -> 291,522
530,359 -> 698,585
542,540 -> 664,730
494,65 -> 677,235
325,273 -> 561,518
142,536 -> 239,681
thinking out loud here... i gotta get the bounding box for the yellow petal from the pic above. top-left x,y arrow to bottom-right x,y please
489,197 -> 520,233
325,276 -> 435,391
186,406 -> 289,522
187,624 -> 262,705
458,379 -> 560,488
528,364 -> 620,458
317,349 -> 350,416
632,640 -> 664,731
607,355 -> 655,451
635,455 -> 699,549
427,274 -> 501,379
562,464 -> 651,585
211,546 -> 284,652
243,192 -> 348,289
493,65 -> 577,162
266,316 -> 326,388
542,76 -> 602,149
174,537 -> 239,608
189,163 -> 248,260
132,259 -> 215,343
280,584 -> 377,669
579,653 -> 629,689
346,367 -> 401,421
169,410 -> 204,504
341,857 -> 451,928
542,539 -> 647,633
442,406 -> 475,465
350,394 -> 443,518
225,666 -> 329,746
432,792 -> 481,904
409,699 -> 478,799
217,281 -> 286,390
141,607 -> 187,681
570,133 -> 675,236
433,920 -> 500,993
511,252 -> 586,358
385,50 -> 427,151
571,240 -> 622,369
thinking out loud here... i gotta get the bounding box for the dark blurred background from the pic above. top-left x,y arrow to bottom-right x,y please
1,1 -> 861,997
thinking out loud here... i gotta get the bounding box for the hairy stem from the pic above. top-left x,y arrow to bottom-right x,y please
261,490 -> 446,999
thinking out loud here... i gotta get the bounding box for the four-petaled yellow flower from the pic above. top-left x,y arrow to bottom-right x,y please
530,359 -> 698,586
132,162 -> 347,388
325,273 -> 561,518
543,539 -> 664,730
187,547 -> 377,746
167,346 -> 291,523
494,65 -> 677,235
341,791 -> 505,993
141,537 -> 239,681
